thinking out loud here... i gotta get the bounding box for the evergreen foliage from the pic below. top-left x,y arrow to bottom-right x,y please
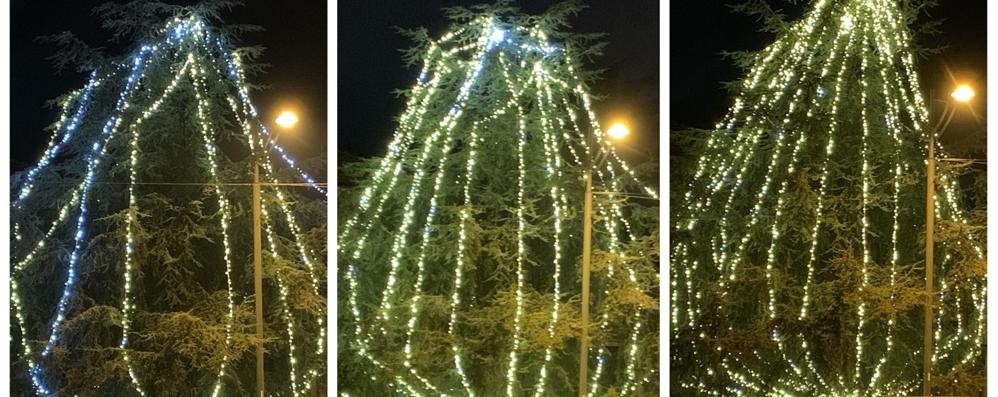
670,1 -> 985,395
337,2 -> 659,396
11,2 -> 326,395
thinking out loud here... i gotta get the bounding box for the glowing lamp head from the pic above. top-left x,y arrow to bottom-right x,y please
606,123 -> 630,140
275,111 -> 299,128
951,84 -> 975,103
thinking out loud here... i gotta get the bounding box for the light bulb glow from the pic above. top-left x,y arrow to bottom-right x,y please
276,110 -> 299,128
606,122 -> 630,139
951,84 -> 975,102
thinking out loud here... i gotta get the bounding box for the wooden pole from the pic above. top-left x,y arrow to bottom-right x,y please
254,161 -> 266,397
579,171 -> 593,397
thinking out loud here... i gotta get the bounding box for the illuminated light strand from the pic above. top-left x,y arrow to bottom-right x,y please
394,84 -> 493,397
446,95 -> 514,397
120,55 -> 193,396
338,17 -> 496,395
259,199 -> 301,396
13,72 -> 98,209
584,117 -> 646,395
212,36 -> 326,195
758,13 -> 839,337
604,178 -> 649,394
799,24 -> 859,320
531,62 -> 566,397
379,23 -> 494,332
500,49 -> 534,397
340,18 -> 657,395
703,19 -> 826,282
579,112 -> 647,395
29,45 -> 155,395
755,15 -> 844,388
675,0 -> 986,394
854,22 -> 872,388
13,187 -> 82,274
18,46 -> 151,395
679,0 -> 831,239
338,44 -> 444,246
549,55 -> 654,395
865,2 -> 906,385
341,54 -> 450,268
188,52 -> 245,396
203,35 -> 325,393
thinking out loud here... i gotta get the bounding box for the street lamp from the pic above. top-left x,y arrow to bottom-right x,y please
951,84 -> 975,103
923,83 -> 974,397
254,109 -> 300,397
275,110 -> 299,129
579,123 -> 631,397
606,122 -> 630,140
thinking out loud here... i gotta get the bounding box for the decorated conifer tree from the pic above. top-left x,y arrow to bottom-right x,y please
670,0 -> 986,395
10,2 -> 326,395
337,3 -> 659,396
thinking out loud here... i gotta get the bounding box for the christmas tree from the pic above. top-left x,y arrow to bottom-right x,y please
10,3 -> 326,395
338,3 -> 659,396
671,0 -> 986,395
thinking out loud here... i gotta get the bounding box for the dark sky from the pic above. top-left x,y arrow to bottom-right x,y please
670,1 -> 986,155
10,0 -> 327,171
337,0 -> 660,163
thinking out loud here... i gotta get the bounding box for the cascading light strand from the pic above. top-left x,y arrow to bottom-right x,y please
13,71 -> 99,209
531,61 -> 567,397
29,44 -> 155,395
189,52 -> 244,396
120,55 -> 193,397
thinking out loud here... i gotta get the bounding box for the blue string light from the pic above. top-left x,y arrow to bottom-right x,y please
32,44 -> 154,394
212,35 -> 327,195
14,71 -> 99,208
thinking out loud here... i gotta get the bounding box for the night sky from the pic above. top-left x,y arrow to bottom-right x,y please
337,0 -> 660,163
10,0 -> 327,171
671,1 -> 986,156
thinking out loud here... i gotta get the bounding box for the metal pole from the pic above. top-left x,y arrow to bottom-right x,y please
579,171 -> 593,397
253,161 -> 266,397
922,115 -> 936,397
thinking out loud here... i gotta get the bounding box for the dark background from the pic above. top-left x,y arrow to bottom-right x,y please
670,1 -> 986,156
10,0 -> 327,171
337,0 -> 660,164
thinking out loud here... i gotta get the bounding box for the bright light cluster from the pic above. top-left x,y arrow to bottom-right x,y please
10,15 -> 326,396
671,0 -> 986,395
340,16 -> 658,396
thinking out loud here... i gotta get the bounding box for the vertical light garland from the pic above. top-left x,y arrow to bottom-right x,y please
499,50 -> 532,397
531,61 -> 566,397
674,0 -> 986,395
854,20 -> 872,388
13,72 -> 98,208
189,48 -> 244,396
339,17 -> 658,396
120,55 -> 193,396
13,15 -> 330,395
212,35 -> 326,195
31,45 -> 154,395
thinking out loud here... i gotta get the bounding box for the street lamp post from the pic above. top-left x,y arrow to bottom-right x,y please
254,109 -> 299,397
579,169 -> 593,397
922,84 -> 974,397
579,122 -> 629,397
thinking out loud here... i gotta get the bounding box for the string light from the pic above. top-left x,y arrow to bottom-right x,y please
340,16 -> 657,396
12,15 -> 326,395
672,0 -> 986,395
